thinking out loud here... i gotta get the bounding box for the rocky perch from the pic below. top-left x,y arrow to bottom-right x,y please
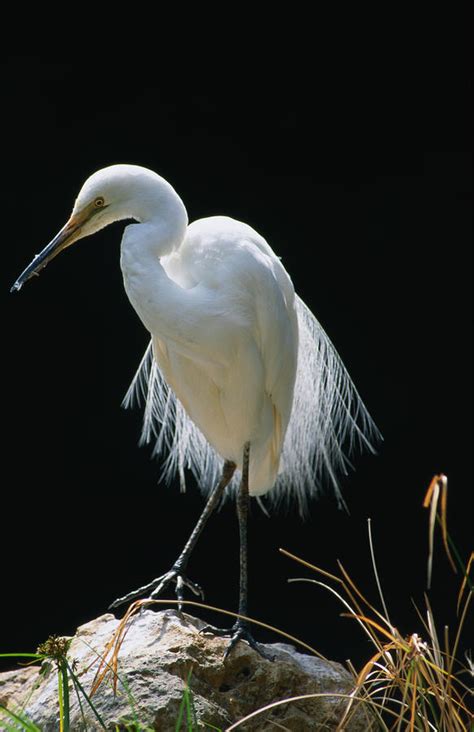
0,610 -> 369,730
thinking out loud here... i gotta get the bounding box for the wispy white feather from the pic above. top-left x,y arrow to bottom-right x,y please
123,295 -> 381,516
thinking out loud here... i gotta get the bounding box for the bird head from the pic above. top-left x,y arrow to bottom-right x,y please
10,164 -> 166,292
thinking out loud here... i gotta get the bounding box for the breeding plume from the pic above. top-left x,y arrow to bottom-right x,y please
11,164 -> 380,655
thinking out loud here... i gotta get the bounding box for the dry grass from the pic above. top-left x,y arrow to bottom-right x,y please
280,474 -> 473,730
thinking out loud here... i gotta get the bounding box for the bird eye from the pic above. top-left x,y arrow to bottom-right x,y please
94,197 -> 105,208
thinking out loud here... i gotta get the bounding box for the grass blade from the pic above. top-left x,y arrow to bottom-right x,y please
59,661 -> 70,732
457,551 -> 474,615
65,660 -> 107,730
424,475 -> 440,590
0,654 -> 43,660
0,703 -> 42,731
367,518 -> 392,630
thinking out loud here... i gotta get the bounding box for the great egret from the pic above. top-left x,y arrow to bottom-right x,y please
11,164 -> 380,655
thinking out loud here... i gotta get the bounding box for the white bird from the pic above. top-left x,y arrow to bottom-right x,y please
11,164 -> 380,655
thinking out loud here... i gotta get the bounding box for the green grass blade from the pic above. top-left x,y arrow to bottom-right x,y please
185,685 -> 194,728
0,654 -> 46,729
175,671 -> 194,732
57,666 -> 64,732
0,703 -> 42,731
175,687 -> 187,732
174,669 -> 197,731
69,664 -> 87,725
109,667 -> 140,725
60,661 -> 70,731
64,660 -> 107,730
0,654 -> 43,660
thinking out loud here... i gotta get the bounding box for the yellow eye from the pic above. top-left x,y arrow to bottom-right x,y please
94,197 -> 105,208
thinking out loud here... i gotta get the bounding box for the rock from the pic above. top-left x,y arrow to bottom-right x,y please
0,610 -> 367,730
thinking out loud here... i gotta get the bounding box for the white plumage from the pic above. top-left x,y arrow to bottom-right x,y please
12,164 -> 380,515
11,163 -> 381,646
117,174 -> 379,515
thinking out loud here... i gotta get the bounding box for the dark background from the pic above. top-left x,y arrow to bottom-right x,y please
1,39 -> 471,673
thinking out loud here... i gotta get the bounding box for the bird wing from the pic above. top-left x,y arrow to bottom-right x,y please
162,216 -> 299,492
164,215 -> 297,398
124,216 -> 381,513
125,216 -> 298,493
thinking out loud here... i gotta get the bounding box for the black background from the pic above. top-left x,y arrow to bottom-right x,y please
2,36 -> 471,674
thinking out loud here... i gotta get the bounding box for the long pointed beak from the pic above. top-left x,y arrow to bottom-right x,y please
11,214 -> 86,293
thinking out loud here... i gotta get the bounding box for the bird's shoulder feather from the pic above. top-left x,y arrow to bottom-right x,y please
163,216 -> 293,301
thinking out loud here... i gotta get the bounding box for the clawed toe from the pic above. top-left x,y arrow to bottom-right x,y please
109,566 -> 203,611
201,621 -> 273,661
149,571 -> 204,604
109,577 -> 163,610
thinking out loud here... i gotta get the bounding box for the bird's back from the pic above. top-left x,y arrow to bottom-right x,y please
153,216 -> 299,495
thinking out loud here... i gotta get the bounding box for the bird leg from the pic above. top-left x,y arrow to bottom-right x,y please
109,460 -> 236,611
202,442 -> 270,659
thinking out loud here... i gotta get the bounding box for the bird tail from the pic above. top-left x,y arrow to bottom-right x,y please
273,295 -> 382,514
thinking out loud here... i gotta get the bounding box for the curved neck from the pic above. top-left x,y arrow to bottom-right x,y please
120,203 -> 206,357
131,177 -> 188,257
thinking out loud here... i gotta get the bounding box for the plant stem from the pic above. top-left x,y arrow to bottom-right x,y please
59,661 -> 70,732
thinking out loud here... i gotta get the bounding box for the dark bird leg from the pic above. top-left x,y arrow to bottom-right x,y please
224,441 -> 257,656
110,460 -> 236,610
203,442 -> 269,659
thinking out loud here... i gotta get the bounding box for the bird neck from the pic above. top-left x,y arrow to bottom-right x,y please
133,179 -> 189,257
120,203 -> 201,352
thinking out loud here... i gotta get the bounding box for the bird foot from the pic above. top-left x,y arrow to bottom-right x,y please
201,620 -> 274,661
109,565 -> 203,611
